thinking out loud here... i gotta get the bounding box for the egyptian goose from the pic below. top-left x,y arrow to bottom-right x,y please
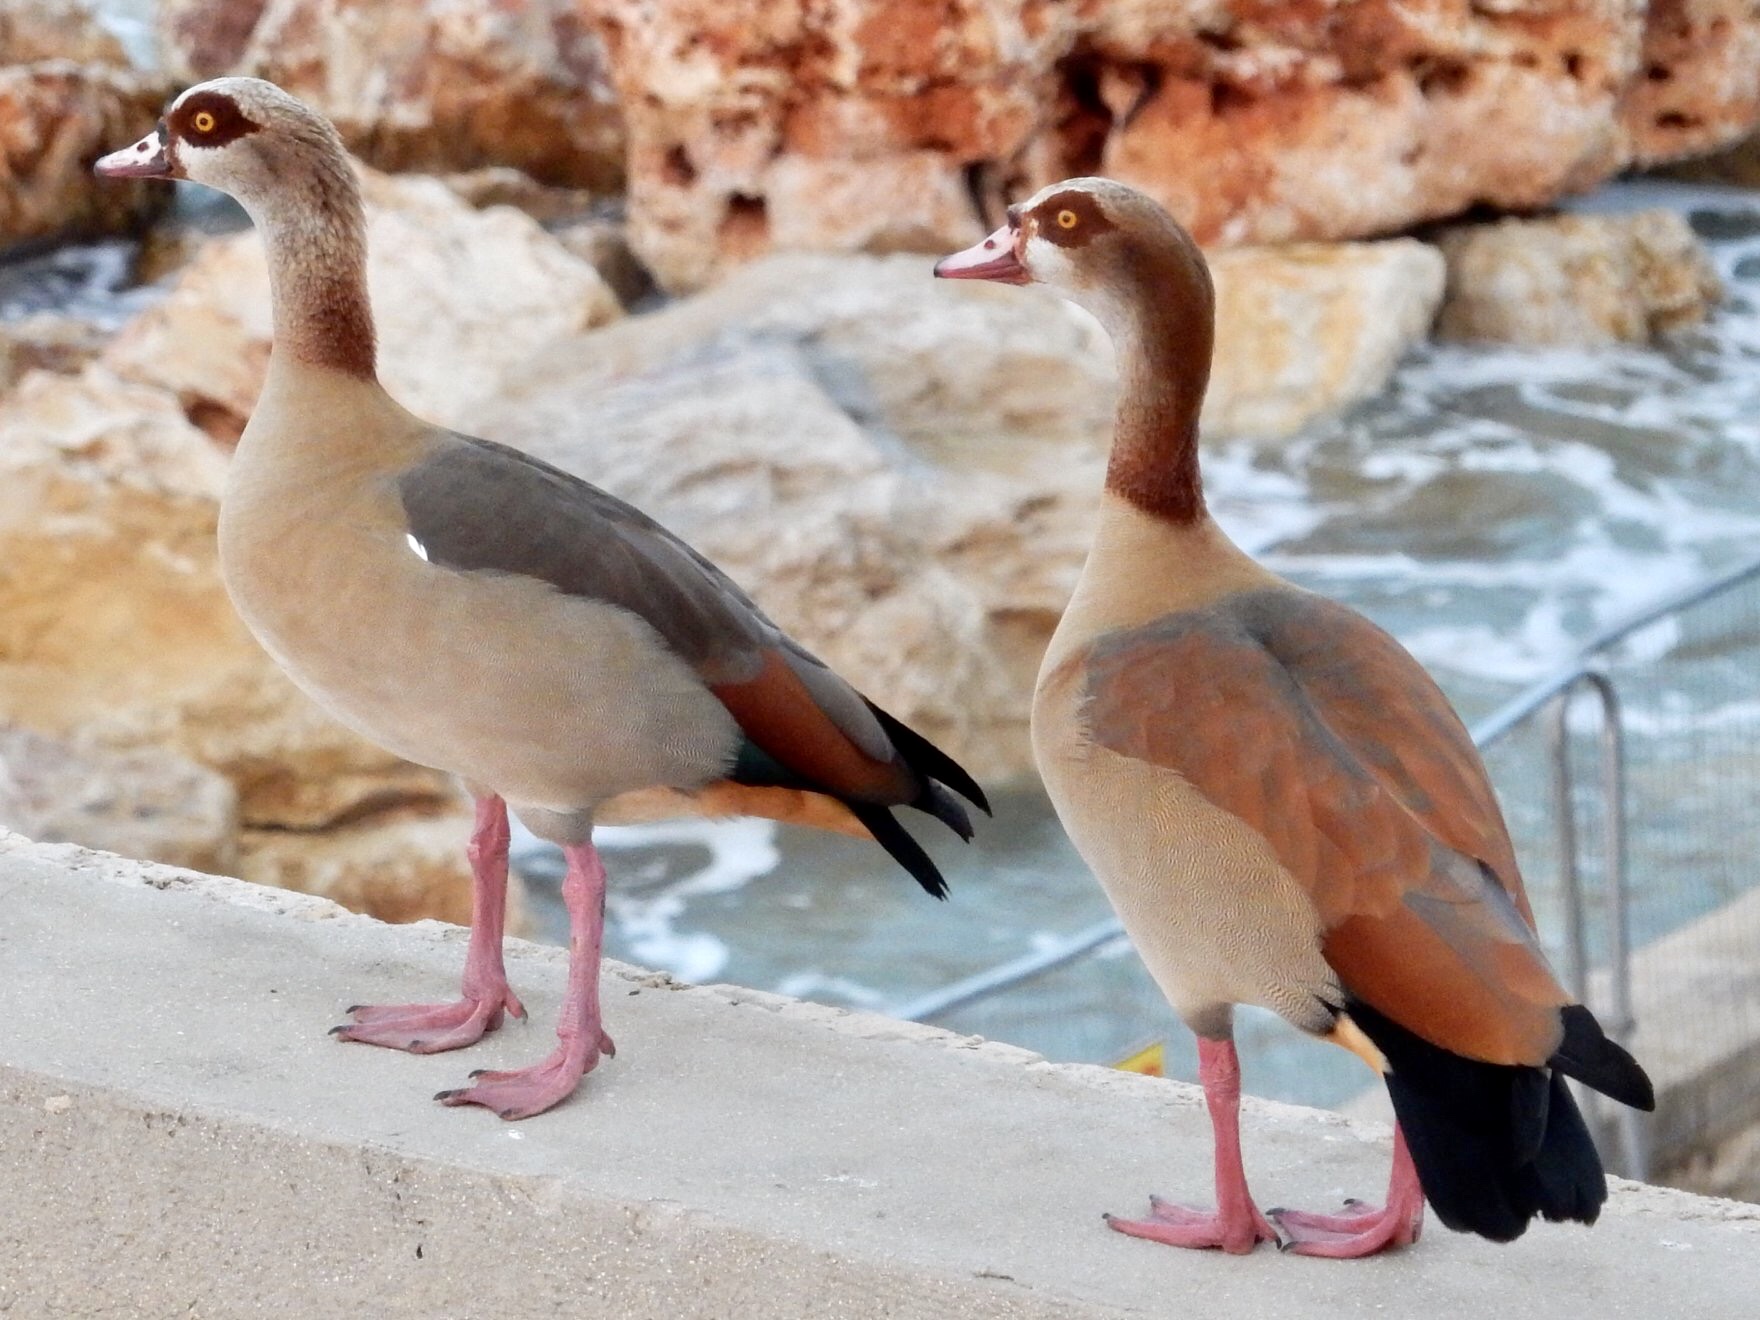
94,79 -> 987,1121
936,179 -> 1653,1256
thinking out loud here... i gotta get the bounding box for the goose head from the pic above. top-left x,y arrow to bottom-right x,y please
934,177 -> 1212,342
95,77 -> 348,212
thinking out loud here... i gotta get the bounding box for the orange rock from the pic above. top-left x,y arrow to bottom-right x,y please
158,0 -> 624,190
584,0 -> 1760,288
591,0 -> 1075,291
0,55 -> 167,250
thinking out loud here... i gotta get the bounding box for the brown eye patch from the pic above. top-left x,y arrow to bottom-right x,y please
1033,190 -> 1114,247
169,92 -> 260,149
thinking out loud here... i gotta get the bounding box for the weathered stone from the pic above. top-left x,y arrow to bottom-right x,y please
237,802 -> 523,930
1621,0 -> 1760,168
103,167 -> 622,439
1434,210 -> 1722,345
465,260 -> 1091,781
549,214 -> 655,310
155,0 -> 270,83
586,0 -> 1760,286
590,0 -> 1076,291
159,0 -> 623,190
0,61 -> 168,251
0,722 -> 239,874
1207,240 -> 1445,440
438,165 -> 597,222
471,245 -> 1427,781
0,364 -> 455,828
1664,1120 -> 1760,1206
132,221 -> 213,287
0,312 -> 110,393
0,0 -> 130,66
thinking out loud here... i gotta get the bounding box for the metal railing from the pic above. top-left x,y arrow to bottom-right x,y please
892,552 -> 1760,1182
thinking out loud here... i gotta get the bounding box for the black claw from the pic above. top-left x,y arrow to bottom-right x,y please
1266,1206 -> 1286,1217
434,1089 -> 461,1102
344,1005 -> 363,1014
497,1109 -> 518,1120
409,1040 -> 425,1050
1342,1198 -> 1365,1209
328,1025 -> 349,1037
467,1068 -> 488,1079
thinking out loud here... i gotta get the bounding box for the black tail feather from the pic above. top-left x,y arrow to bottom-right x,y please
916,780 -> 975,842
725,701 -> 985,897
1552,1004 -> 1655,1111
1350,1002 -> 1613,1242
863,700 -> 992,816
847,802 -> 950,900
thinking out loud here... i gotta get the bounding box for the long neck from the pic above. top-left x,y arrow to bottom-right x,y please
1100,253 -> 1214,525
246,159 -> 376,380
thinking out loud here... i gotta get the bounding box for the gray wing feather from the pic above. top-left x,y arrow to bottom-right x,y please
398,435 -> 892,757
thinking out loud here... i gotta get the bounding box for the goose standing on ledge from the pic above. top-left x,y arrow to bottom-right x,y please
95,79 -> 987,1121
935,179 -> 1652,1256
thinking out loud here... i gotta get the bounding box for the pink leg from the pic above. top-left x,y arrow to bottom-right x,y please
332,796 -> 526,1053
1105,1036 -> 1280,1254
1268,1125 -> 1425,1258
435,839 -> 616,1120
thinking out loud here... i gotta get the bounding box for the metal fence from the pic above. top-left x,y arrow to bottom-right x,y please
891,553 -> 1760,1181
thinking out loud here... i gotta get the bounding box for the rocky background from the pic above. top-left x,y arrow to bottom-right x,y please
0,0 -> 1742,919
0,0 -> 1753,1194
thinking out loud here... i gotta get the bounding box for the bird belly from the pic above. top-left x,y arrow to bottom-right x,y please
220,514 -> 738,815
1031,675 -> 1341,1037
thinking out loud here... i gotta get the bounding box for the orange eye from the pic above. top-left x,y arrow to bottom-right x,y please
192,110 -> 216,134
1057,209 -> 1079,230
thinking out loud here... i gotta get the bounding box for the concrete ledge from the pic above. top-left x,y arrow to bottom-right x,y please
4,832 -> 1757,1318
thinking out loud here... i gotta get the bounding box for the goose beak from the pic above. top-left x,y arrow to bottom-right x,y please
95,125 -> 172,180
934,221 -> 1029,285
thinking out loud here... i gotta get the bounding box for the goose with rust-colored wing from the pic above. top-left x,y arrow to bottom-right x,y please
936,180 -> 1651,1255
95,79 -> 987,1121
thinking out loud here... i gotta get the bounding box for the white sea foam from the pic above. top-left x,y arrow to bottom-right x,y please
595,817 -> 779,983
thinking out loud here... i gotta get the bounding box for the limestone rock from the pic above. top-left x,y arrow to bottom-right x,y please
1663,1121 -> 1760,1206
159,0 -> 623,190
438,165 -> 597,222
586,0 -> 1760,285
1621,0 -> 1760,168
1434,210 -> 1722,345
471,245 -> 1427,781
0,60 -> 168,251
0,0 -> 130,65
1650,134 -> 1760,189
589,0 -> 1077,291
239,803 -> 526,932
0,722 -> 239,874
1207,240 -> 1445,440
467,256 -> 1099,781
0,364 -> 455,827
0,312 -> 110,393
550,214 -> 656,310
103,167 -> 622,439
156,0 -> 269,83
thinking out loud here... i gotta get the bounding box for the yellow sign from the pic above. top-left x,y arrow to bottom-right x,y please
1114,1041 -> 1165,1077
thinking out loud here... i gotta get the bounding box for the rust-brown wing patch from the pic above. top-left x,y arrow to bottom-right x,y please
1081,588 -> 1568,1066
711,648 -> 914,805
